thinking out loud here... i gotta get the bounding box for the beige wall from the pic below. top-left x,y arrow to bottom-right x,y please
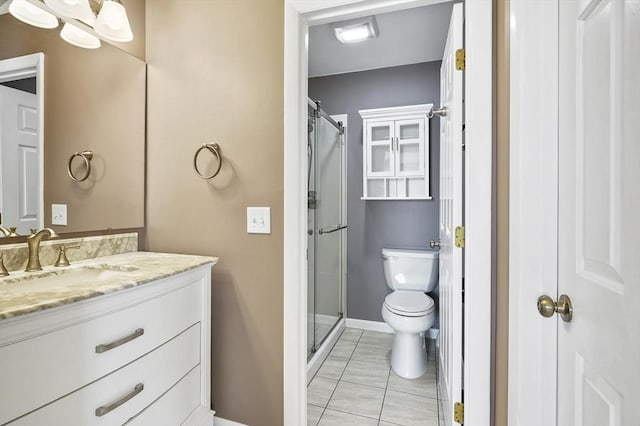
113,0 -> 146,60
0,15 -> 145,234
495,0 -> 510,424
144,1 -> 284,425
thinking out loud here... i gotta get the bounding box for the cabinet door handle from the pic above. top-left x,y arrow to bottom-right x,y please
95,383 -> 144,417
95,328 -> 144,353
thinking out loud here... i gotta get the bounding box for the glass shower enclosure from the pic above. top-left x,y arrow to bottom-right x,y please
307,99 -> 346,359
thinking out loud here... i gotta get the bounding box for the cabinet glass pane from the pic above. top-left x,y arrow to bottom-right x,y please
399,143 -> 420,172
371,126 -> 390,141
371,145 -> 391,173
399,123 -> 419,140
367,179 -> 385,197
407,178 -> 426,197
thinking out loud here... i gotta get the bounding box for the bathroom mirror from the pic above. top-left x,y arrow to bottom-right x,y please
0,12 -> 145,237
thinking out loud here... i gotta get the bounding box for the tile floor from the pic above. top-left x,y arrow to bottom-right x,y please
308,328 -> 442,426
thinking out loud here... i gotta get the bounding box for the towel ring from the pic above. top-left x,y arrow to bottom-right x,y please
67,150 -> 93,182
194,143 -> 222,179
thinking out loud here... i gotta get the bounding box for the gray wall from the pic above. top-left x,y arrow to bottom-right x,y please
309,61 -> 441,323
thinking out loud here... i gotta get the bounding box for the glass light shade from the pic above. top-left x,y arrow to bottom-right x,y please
9,0 -> 59,29
81,15 -> 96,26
94,0 -> 133,42
60,22 -> 101,49
44,0 -> 93,21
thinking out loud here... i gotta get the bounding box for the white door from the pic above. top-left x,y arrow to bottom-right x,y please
0,84 -> 40,235
557,0 -> 640,425
438,3 -> 463,425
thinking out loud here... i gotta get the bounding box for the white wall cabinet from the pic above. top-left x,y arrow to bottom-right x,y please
0,264 -> 214,426
360,104 -> 432,200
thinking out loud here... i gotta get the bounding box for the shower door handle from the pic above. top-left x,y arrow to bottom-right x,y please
318,224 -> 348,235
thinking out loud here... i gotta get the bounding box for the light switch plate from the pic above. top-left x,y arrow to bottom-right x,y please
247,207 -> 271,234
51,204 -> 67,226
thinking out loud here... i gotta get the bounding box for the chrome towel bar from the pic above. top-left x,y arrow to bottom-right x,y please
318,224 -> 348,235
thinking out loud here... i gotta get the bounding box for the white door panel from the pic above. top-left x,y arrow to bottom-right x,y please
0,84 -> 40,234
438,3 -> 463,426
558,1 -> 640,425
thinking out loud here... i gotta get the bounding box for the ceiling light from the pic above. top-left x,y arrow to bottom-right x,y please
333,16 -> 379,44
60,21 -> 100,49
7,0 -> 134,49
9,0 -> 59,29
94,0 -> 132,42
44,0 -> 92,21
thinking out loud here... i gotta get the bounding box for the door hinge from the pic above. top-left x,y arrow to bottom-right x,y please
455,226 -> 465,248
454,402 -> 464,424
455,48 -> 465,70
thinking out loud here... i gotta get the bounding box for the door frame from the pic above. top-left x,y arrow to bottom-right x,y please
283,1 -> 493,424
507,1 -> 558,424
0,53 -> 45,231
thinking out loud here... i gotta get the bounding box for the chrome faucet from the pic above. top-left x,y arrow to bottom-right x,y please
25,228 -> 58,272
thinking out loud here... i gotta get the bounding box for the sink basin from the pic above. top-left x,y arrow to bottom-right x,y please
0,265 -> 138,295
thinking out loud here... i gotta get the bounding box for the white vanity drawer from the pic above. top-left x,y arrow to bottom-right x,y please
10,323 -> 200,426
126,365 -> 201,426
0,278 -> 204,424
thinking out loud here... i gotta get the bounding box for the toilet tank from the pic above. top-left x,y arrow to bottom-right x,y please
382,248 -> 439,292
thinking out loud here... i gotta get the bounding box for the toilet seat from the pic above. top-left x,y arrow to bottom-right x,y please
383,291 -> 434,317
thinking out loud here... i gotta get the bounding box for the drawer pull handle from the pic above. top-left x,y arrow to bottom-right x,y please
95,328 -> 144,353
95,383 -> 144,417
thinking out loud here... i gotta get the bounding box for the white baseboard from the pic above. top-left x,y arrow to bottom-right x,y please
307,318 -> 345,384
428,328 -> 439,340
346,318 -> 394,333
214,416 -> 247,426
346,318 -> 439,339
184,406 -> 215,426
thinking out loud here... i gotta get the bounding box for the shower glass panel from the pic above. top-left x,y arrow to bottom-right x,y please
307,101 -> 345,359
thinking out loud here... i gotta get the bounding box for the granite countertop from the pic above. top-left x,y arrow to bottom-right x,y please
0,251 -> 218,321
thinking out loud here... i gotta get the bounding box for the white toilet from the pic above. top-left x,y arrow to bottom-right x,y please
380,248 -> 439,379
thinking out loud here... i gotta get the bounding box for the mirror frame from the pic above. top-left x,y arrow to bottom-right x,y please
0,52 -> 45,230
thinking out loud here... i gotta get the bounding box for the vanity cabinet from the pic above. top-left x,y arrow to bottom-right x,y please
0,263 -> 214,426
359,104 -> 432,200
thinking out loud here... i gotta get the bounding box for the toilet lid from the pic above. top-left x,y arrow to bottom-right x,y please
384,291 -> 434,316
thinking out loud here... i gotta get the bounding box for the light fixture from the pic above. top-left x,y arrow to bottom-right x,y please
333,16 -> 379,44
94,0 -> 132,43
9,0 -> 58,29
44,0 -> 92,21
7,0 -> 133,49
60,21 -> 100,49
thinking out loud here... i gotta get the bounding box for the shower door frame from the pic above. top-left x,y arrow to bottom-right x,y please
307,102 -> 348,358
284,1 -> 493,425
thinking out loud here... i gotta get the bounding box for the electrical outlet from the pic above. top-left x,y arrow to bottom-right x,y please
247,207 -> 271,234
51,204 -> 67,226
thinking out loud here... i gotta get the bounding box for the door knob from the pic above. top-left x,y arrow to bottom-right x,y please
537,294 -> 573,322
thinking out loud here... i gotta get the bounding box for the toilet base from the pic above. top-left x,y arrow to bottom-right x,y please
391,331 -> 428,379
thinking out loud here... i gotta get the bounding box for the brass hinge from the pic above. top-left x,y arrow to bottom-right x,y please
454,402 -> 464,424
455,48 -> 465,70
455,226 -> 465,248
